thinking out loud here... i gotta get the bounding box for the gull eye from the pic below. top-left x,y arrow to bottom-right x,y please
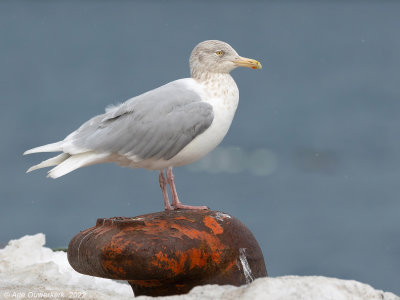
215,50 -> 224,57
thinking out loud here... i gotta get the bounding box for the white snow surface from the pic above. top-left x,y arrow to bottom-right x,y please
0,234 -> 398,300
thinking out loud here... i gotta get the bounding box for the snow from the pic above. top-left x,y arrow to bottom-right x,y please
0,234 -> 398,300
0,234 -> 132,300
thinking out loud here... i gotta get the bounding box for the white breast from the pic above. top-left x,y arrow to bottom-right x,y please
167,74 -> 239,167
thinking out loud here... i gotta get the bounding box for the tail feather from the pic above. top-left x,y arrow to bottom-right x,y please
47,152 -> 109,179
26,153 -> 70,173
24,142 -> 64,155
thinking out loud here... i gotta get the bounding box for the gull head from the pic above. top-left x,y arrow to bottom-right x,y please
190,40 -> 262,79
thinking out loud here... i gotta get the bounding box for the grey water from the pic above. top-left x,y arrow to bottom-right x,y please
1,0 -> 400,295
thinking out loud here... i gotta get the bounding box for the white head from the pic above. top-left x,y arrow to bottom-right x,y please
189,40 -> 261,79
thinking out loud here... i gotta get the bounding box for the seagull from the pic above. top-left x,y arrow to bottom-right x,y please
24,40 -> 261,210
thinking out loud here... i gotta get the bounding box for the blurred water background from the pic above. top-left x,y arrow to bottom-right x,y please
1,0 -> 399,295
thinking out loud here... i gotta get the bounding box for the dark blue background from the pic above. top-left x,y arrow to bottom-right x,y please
1,0 -> 399,295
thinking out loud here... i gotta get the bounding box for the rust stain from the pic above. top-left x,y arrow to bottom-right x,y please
135,219 -> 224,246
102,260 -> 126,275
170,223 -> 226,264
154,251 -> 171,265
152,251 -> 186,274
152,247 -> 212,274
173,216 -> 195,222
203,216 -> 224,234
170,222 -> 221,244
224,260 -> 237,271
186,248 -> 206,269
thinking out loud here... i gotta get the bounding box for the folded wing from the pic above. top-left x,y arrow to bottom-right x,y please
25,79 -> 214,177
64,79 -> 214,160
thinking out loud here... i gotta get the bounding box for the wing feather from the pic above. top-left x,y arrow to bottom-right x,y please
63,79 -> 214,161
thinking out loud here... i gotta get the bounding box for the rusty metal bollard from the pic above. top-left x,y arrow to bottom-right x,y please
67,210 -> 267,297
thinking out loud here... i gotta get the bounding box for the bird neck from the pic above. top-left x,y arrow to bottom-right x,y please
192,72 -> 238,104
191,71 -> 233,84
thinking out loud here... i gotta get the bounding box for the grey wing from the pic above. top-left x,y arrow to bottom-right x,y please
64,80 -> 214,161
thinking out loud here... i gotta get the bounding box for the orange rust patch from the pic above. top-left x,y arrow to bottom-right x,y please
173,216 -> 195,222
168,223 -> 226,264
102,260 -> 126,275
224,260 -> 237,271
110,230 -> 147,250
102,237 -> 126,256
152,251 -> 186,274
203,216 -> 223,234
154,251 -> 171,265
186,248 -> 206,269
152,247 -> 213,275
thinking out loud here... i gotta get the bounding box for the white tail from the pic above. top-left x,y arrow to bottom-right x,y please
47,152 -> 110,178
25,139 -> 110,178
26,153 -> 70,173
24,142 -> 64,155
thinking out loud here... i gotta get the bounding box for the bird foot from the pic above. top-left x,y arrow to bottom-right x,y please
164,205 -> 174,211
172,204 -> 209,210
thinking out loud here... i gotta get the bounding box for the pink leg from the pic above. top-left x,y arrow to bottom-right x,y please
159,170 -> 172,211
166,167 -> 208,210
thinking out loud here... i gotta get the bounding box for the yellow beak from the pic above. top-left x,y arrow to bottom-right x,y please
234,56 -> 262,70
